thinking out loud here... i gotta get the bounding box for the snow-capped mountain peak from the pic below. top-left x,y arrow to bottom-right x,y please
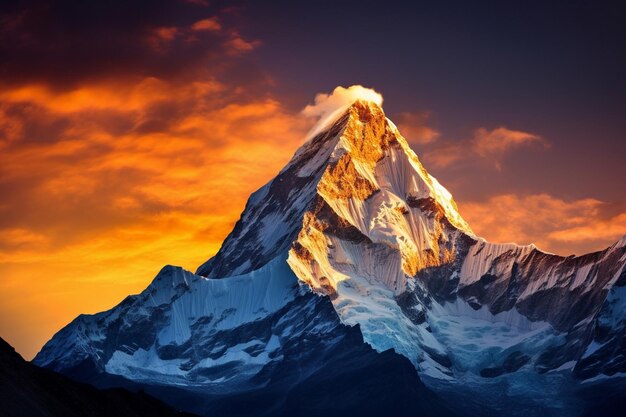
198,99 -> 472,282
288,99 -> 474,295
33,95 -> 626,417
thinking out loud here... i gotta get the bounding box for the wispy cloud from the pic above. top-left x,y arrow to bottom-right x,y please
422,126 -> 546,170
191,17 -> 222,32
472,127 -> 543,156
393,111 -> 440,145
302,85 -> 383,138
459,193 -> 626,255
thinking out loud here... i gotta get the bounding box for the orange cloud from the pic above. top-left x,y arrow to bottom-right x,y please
0,228 -> 50,250
549,212 -> 626,243
421,126 -> 545,169
472,127 -> 543,157
155,27 -> 178,40
225,36 -> 261,54
146,26 -> 179,52
458,193 -> 626,255
191,17 -> 221,32
393,111 -> 440,144
0,77 -> 203,113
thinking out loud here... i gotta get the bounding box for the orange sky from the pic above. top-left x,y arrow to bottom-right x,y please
1,0 -> 626,360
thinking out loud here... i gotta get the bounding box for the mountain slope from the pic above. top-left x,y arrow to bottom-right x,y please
0,337 -> 195,417
193,99 -> 626,382
32,262 -> 458,417
33,99 -> 626,416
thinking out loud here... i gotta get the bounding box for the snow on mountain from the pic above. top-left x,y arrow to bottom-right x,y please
34,98 -> 626,417
36,257 -> 316,387
283,100 -> 626,383
33,256 -> 458,417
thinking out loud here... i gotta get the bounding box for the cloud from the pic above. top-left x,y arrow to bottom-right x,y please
549,212 -> 626,244
146,26 -> 179,52
458,193 -> 626,255
393,111 -> 440,145
0,82 -> 311,247
472,127 -> 543,157
191,17 -> 221,32
0,228 -> 50,250
420,126 -> 545,169
225,36 -> 261,54
302,85 -> 383,138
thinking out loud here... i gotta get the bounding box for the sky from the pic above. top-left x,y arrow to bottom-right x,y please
1,0 -> 625,359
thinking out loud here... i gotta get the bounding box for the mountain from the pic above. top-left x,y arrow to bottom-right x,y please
33,100 -> 626,416
0,336 -> 196,417
30,259 -> 457,417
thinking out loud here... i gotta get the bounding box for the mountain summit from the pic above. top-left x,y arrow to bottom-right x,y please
197,100 -> 471,281
199,100 -> 471,281
34,98 -> 626,417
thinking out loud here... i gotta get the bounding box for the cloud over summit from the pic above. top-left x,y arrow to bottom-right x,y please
302,85 -> 383,138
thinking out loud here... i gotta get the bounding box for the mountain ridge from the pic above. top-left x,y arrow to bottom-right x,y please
33,98 -> 626,417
